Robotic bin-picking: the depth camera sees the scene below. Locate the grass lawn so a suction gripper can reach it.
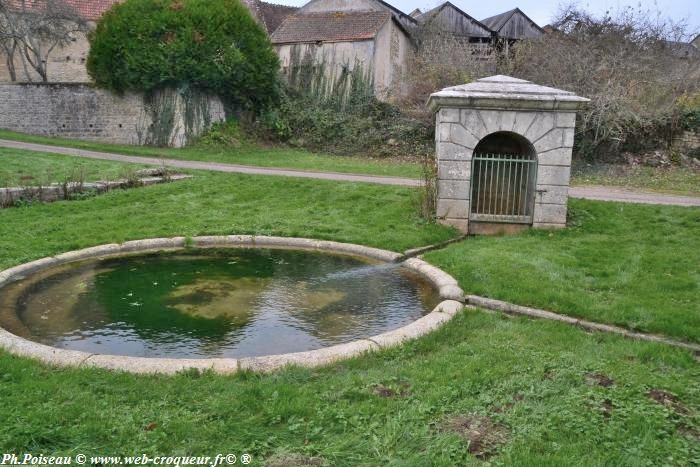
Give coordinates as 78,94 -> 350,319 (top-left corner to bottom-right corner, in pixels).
2,313 -> 698,465
426,201 -> 700,343
0,129 -> 422,179
0,171 -> 453,270
571,162 -> 700,196
0,151 -> 698,464
0,147 -> 150,186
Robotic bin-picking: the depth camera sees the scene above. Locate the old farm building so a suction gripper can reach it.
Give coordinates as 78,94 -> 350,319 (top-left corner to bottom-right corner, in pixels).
414,2 -> 494,48
270,0 -> 415,99
481,7 -> 545,48
272,1 -> 547,100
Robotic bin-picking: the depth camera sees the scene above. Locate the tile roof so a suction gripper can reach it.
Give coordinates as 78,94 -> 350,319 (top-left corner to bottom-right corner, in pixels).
271,11 -> 391,44
4,0 -> 267,24
373,0 -> 416,25
481,8 -> 544,35
3,0 -> 122,20
257,1 -> 299,34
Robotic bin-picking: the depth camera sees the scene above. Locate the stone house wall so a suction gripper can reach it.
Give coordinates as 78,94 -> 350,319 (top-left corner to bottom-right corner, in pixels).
0,30 -> 92,84
373,16 -> 413,99
275,40 -> 376,98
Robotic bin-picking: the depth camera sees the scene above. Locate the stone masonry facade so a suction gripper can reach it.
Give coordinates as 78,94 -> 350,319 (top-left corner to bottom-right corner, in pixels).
0,83 -> 148,144
0,32 -> 92,84
428,75 -> 589,234
435,108 -> 577,231
0,84 -> 225,147
674,130 -> 700,153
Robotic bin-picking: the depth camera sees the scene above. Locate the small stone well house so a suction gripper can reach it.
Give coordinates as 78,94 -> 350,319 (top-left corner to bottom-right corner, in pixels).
428,75 -> 589,235
271,0 -> 415,99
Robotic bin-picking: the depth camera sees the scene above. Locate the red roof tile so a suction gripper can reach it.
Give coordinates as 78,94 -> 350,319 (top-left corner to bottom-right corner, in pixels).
257,1 -> 298,34
3,0 -> 121,20
4,0 -> 265,22
271,11 -> 391,44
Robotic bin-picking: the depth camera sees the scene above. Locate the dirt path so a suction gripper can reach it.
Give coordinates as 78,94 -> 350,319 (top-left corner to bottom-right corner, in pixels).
1,138 -> 699,206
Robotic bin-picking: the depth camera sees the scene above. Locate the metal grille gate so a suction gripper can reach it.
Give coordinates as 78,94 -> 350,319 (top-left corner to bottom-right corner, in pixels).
470,153 -> 537,224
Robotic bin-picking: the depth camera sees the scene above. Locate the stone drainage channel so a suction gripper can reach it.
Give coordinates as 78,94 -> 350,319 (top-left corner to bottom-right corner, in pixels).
0,236 -> 464,375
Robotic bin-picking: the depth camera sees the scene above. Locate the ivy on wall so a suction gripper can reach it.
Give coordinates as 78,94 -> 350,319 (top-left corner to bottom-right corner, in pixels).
285,44 -> 374,107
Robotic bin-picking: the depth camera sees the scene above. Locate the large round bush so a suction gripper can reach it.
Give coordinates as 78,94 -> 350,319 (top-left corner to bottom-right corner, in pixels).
87,0 -> 280,109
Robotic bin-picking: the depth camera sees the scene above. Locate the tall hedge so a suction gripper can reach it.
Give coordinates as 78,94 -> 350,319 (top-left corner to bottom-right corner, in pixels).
87,0 -> 280,109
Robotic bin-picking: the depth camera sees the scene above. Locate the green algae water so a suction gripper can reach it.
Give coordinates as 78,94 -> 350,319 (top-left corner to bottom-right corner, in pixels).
0,249 -> 439,358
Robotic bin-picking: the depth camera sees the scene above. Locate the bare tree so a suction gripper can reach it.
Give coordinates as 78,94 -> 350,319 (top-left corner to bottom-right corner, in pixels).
0,0 -> 88,82
398,22 -> 496,110
499,4 -> 700,159
0,30 -> 18,81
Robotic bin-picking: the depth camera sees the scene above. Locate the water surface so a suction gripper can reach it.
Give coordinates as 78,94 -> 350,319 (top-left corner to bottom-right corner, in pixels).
0,249 -> 439,358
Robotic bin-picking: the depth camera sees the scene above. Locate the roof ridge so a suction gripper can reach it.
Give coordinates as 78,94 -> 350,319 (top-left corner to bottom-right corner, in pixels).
296,10 -> 390,16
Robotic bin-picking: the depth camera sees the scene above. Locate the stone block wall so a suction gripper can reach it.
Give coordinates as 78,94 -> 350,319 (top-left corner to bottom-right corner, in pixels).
0,84 -> 225,147
435,107 -> 576,232
673,129 -> 700,153
0,34 -> 92,84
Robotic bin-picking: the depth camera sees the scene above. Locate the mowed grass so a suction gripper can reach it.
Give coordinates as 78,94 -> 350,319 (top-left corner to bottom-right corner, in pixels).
0,129 -> 422,178
0,151 -> 698,464
426,201 -> 700,343
571,162 -> 700,196
0,147 -> 150,186
0,171 -> 453,269
1,313 -> 698,465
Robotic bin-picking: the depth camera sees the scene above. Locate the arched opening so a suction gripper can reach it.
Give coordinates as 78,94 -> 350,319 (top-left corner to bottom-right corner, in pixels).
470,132 -> 537,224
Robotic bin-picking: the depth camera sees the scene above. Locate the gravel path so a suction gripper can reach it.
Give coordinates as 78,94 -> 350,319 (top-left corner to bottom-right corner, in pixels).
1,138 -> 698,206
0,139 -> 419,187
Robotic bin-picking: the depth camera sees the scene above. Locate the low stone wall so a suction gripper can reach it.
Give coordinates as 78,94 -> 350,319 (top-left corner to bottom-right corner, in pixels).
0,84 -> 225,147
674,129 -> 700,153
0,174 -> 191,208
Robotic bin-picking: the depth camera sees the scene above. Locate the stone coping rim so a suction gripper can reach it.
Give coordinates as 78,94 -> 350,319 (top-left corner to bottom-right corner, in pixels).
427,95 -> 590,113
0,236 -> 464,375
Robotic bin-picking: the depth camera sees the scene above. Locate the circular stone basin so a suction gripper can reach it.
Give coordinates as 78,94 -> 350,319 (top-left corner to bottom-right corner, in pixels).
0,248 -> 438,359
0,237 -> 464,373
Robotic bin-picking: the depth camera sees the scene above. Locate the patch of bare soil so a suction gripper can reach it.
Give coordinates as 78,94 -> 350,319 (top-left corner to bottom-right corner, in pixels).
372,383 -> 411,398
647,389 -> 689,415
678,425 -> 700,443
601,399 -> 614,418
445,415 -> 510,459
586,373 -> 615,387
373,385 -> 396,398
266,453 -> 324,467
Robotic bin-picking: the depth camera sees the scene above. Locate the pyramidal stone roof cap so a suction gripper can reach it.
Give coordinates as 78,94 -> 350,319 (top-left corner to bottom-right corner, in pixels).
428,75 -> 590,112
